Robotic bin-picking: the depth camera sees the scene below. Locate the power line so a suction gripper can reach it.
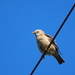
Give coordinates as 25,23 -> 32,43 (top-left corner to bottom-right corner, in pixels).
30,4 -> 75,75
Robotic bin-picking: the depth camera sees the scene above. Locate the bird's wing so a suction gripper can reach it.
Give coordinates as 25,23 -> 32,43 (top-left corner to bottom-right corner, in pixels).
45,34 -> 59,51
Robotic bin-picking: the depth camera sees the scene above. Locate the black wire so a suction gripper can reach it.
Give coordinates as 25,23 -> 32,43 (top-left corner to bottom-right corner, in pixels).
30,4 -> 75,75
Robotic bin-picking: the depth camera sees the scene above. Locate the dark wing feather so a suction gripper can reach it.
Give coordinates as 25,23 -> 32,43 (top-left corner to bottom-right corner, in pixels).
45,34 -> 59,51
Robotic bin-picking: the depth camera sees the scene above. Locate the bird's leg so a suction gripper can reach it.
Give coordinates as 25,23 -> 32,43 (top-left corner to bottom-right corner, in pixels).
42,56 -> 45,59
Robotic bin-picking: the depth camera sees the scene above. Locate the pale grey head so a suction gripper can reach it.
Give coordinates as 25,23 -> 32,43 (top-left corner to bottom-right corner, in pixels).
32,29 -> 45,36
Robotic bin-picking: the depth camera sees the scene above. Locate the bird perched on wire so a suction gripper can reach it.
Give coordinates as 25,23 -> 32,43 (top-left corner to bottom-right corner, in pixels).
32,29 -> 65,64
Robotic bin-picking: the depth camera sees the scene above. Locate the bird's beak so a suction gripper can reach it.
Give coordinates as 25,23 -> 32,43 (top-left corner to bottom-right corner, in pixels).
32,32 -> 35,34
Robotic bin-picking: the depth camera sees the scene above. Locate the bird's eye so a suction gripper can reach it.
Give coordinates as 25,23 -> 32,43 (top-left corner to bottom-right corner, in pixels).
37,31 -> 39,33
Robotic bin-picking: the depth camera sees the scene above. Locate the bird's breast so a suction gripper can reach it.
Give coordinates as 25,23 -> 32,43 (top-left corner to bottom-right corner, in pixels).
37,37 -> 50,49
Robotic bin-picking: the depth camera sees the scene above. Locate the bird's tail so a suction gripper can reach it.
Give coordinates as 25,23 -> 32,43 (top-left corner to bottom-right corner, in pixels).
53,53 -> 65,64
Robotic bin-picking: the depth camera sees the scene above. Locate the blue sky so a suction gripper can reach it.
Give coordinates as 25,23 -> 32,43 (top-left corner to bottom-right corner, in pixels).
0,0 -> 75,75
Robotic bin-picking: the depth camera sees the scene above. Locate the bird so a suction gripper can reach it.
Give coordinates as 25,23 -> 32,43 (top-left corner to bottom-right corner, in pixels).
32,29 -> 65,64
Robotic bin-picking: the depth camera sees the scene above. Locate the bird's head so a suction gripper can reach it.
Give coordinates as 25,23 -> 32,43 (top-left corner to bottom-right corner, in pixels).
32,29 -> 45,36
